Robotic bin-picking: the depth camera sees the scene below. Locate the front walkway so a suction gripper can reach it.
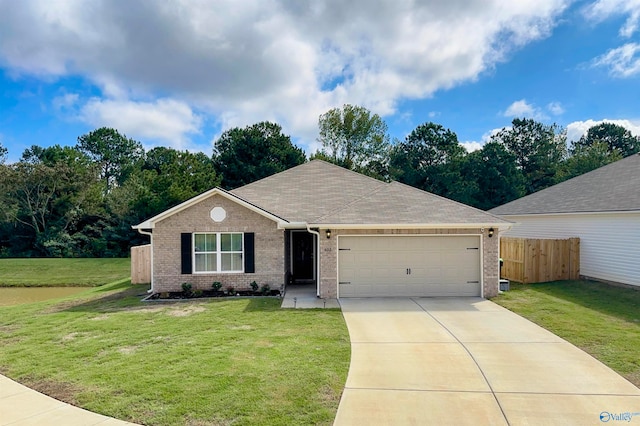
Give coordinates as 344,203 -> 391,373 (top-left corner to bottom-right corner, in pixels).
0,375 -> 139,425
280,283 -> 339,308
335,297 -> 640,425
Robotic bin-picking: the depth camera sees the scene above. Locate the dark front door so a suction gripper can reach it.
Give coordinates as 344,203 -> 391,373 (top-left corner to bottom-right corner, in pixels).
291,231 -> 315,282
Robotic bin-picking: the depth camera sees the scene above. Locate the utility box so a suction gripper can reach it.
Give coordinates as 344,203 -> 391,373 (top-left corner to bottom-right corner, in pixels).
499,279 -> 510,292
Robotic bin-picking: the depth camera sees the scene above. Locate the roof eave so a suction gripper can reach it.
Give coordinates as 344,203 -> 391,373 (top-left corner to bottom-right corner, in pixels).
496,209 -> 640,218
307,222 -> 513,231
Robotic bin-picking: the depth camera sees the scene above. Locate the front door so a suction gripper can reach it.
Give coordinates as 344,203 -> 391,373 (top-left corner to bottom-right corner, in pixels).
291,231 -> 315,282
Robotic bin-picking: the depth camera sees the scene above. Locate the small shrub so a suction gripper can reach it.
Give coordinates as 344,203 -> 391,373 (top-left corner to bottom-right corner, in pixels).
226,286 -> 235,295
193,289 -> 203,297
181,282 -> 193,294
260,284 -> 271,295
212,281 -> 223,291
250,281 -> 259,292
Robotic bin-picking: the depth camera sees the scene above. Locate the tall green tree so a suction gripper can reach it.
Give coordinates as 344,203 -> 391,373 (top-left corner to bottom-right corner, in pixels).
97,148 -> 222,255
389,122 -> 466,197
138,147 -> 221,213
0,141 -> 7,164
490,118 -> 566,194
213,121 -> 306,189
76,127 -> 144,192
557,141 -> 623,182
315,104 -> 390,177
461,142 -> 525,210
0,157 -> 99,256
572,122 -> 639,158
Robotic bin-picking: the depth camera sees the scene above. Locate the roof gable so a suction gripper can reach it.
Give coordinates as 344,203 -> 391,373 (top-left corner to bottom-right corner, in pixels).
132,187 -> 287,229
490,153 -> 640,216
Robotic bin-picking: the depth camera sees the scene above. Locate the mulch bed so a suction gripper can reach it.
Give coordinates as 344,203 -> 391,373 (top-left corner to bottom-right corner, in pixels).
145,289 -> 281,301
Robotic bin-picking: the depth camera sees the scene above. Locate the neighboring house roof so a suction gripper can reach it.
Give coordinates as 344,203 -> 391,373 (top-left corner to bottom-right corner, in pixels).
134,160 -> 510,230
490,153 -> 640,216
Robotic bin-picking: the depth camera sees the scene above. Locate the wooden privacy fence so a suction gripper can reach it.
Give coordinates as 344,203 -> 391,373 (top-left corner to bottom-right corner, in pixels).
131,244 -> 151,284
500,237 -> 580,284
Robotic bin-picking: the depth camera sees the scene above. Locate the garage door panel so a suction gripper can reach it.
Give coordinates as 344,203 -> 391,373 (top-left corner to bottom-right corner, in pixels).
354,252 -> 373,263
405,252 -> 423,265
338,236 -> 481,298
421,254 -> 442,268
375,252 -> 391,266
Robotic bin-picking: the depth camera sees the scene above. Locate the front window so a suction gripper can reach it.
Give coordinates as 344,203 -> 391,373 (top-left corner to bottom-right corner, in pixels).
194,233 -> 243,272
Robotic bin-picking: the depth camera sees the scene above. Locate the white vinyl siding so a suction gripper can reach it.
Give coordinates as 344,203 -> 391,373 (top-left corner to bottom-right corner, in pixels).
193,232 -> 243,273
338,235 -> 481,297
503,213 -> 640,287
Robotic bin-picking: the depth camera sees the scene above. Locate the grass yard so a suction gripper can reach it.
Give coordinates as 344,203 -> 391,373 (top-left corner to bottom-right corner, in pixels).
0,280 -> 351,425
493,280 -> 640,387
0,258 -> 130,286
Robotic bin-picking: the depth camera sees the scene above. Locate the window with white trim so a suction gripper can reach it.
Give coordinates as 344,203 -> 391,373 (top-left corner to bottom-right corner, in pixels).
193,233 -> 243,273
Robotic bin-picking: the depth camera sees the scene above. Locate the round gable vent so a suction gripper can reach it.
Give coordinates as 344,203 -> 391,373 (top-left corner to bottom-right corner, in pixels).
210,207 -> 227,222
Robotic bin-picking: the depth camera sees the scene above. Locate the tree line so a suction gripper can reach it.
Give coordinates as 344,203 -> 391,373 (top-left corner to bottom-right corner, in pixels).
0,105 -> 637,258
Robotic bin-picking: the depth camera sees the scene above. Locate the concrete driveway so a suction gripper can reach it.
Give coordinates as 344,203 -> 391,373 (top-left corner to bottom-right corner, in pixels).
334,298 -> 640,426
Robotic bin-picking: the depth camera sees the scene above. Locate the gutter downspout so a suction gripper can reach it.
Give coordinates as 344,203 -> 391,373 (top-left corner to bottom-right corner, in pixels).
306,225 -> 321,297
136,229 -> 154,293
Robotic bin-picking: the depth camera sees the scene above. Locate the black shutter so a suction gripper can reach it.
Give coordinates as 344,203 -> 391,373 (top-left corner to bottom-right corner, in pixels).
181,233 -> 192,274
244,232 -> 255,273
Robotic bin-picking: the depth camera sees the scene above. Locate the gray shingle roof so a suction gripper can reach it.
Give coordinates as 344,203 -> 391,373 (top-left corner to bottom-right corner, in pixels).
316,181 -> 504,225
232,160 -> 509,226
231,160 -> 386,223
490,153 -> 640,215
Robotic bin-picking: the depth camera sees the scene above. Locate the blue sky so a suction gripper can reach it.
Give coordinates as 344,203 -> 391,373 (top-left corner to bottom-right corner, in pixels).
1,0 -> 639,163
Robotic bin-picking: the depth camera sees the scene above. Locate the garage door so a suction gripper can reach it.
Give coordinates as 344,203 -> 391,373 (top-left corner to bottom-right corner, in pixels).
338,236 -> 481,297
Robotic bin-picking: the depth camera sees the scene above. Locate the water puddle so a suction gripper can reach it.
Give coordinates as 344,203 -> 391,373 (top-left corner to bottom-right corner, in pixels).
0,287 -> 90,307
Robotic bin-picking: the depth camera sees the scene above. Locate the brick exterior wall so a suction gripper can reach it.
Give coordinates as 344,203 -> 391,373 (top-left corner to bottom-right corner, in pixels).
318,228 -> 500,299
152,194 -> 285,293
482,228 -> 500,298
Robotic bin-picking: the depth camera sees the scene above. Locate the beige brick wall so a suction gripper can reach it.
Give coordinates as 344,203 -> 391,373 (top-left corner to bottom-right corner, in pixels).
152,194 -> 285,293
482,228 -> 500,298
318,228 -> 500,298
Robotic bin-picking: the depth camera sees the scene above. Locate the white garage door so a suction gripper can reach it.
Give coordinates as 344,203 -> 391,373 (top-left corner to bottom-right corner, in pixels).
338,235 -> 481,297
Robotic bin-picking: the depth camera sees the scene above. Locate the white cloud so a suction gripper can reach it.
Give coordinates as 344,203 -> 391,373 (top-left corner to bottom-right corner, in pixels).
461,141 -> 483,153
621,12 -> 640,37
460,127 -> 505,152
585,0 -> 640,38
585,1 -> 640,79
547,101 -> 565,115
503,99 -> 565,119
592,43 -> 640,78
79,98 -> 203,150
52,93 -> 79,111
566,118 -> 640,143
0,0 -> 570,150
503,99 -> 538,118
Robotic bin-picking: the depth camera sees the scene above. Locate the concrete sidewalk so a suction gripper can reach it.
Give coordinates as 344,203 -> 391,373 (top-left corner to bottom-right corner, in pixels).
0,375 -> 138,426
280,283 -> 339,309
335,297 -> 640,425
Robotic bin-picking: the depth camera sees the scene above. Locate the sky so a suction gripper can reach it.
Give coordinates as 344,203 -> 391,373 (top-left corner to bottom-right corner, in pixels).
0,0 -> 639,163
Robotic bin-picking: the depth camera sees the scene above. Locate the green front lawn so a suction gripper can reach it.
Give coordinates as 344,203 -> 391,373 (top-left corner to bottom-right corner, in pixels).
0,258 -> 130,286
493,280 -> 640,387
0,281 -> 351,425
